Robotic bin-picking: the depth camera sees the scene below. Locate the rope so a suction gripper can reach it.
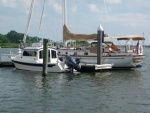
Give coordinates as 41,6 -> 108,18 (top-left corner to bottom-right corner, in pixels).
37,0 -> 46,41
23,0 -> 35,43
103,0 -> 113,41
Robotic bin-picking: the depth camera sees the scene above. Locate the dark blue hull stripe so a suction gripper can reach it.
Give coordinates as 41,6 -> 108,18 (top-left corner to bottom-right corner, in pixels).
12,60 -> 56,67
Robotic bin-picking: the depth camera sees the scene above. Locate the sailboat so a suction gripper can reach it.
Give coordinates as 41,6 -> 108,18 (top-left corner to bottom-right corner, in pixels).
58,23 -> 145,68
57,0 -> 144,68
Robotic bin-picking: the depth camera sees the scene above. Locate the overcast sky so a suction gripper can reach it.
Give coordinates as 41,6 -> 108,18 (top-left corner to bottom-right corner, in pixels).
0,0 -> 149,44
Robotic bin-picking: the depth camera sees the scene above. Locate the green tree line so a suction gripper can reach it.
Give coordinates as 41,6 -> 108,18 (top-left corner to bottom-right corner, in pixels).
0,30 -> 90,48
0,30 -> 41,48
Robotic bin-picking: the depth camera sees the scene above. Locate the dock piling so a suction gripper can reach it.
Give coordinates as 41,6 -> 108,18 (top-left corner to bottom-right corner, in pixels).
97,25 -> 104,65
42,39 -> 48,76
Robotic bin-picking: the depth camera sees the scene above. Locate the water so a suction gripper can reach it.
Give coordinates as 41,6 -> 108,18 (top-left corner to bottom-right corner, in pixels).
0,48 -> 150,113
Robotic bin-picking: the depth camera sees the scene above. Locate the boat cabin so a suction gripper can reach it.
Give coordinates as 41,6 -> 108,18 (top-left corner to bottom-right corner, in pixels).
21,46 -> 58,63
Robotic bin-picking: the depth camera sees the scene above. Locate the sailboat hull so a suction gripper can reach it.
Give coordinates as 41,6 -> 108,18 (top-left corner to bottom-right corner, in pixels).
79,56 -> 134,68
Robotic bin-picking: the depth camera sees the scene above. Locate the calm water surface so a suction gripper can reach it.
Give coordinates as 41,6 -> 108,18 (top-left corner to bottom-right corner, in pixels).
0,48 -> 150,113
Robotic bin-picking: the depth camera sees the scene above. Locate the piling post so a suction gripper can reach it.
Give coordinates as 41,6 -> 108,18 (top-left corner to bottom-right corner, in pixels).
43,39 -> 48,76
97,25 -> 104,64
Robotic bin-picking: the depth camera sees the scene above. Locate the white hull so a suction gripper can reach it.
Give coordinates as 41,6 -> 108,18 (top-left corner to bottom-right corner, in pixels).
58,49 -> 144,68
80,56 -> 134,68
12,60 -> 66,72
59,55 -> 135,68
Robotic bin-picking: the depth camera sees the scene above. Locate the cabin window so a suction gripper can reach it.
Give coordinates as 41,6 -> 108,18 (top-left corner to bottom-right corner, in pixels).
39,50 -> 43,59
51,50 -> 57,58
39,50 -> 50,59
23,51 -> 36,57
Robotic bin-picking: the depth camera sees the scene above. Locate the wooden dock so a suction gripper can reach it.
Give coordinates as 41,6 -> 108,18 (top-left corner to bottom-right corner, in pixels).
0,61 -> 14,67
0,53 -> 15,67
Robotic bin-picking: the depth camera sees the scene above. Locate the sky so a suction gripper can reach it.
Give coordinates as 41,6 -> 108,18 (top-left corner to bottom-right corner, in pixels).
0,0 -> 150,44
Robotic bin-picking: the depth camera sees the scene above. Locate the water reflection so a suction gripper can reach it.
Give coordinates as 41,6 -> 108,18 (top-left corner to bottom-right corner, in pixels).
41,77 -> 49,88
65,72 -> 81,81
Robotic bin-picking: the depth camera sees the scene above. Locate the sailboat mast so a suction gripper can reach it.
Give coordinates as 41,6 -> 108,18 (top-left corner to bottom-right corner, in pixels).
23,0 -> 35,44
63,0 -> 67,47
64,0 -> 67,25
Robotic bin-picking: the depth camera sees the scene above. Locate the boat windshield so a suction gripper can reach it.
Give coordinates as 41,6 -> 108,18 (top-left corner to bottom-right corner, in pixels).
51,50 -> 57,58
39,50 -> 57,59
23,51 -> 36,57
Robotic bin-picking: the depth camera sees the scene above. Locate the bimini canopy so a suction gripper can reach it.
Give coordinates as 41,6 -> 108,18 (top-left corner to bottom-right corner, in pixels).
116,35 -> 145,41
104,35 -> 145,41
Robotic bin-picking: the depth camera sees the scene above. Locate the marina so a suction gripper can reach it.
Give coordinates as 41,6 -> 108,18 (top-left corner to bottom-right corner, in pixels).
0,0 -> 150,112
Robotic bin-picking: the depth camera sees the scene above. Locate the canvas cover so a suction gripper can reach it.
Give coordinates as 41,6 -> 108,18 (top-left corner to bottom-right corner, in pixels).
63,24 -> 97,41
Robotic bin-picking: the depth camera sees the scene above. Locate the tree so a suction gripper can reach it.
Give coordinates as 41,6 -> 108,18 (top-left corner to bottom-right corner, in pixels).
6,30 -> 23,43
0,34 -> 9,43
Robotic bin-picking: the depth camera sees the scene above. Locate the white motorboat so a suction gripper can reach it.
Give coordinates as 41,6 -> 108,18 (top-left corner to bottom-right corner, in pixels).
11,43 -> 69,72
